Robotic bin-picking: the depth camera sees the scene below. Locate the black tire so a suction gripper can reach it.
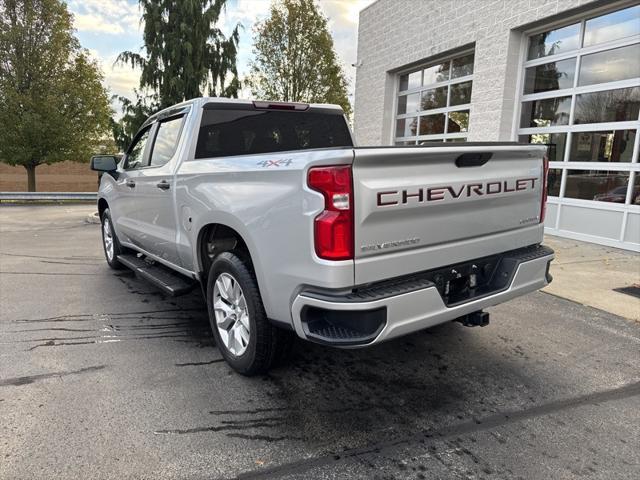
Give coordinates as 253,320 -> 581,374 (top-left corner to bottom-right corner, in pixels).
206,251 -> 294,375
100,208 -> 125,270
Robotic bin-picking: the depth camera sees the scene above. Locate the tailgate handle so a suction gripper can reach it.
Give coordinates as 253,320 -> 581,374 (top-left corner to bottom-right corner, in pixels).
455,152 -> 492,168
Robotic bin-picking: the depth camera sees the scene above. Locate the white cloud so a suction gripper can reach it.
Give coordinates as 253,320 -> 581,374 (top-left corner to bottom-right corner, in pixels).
85,49 -> 141,109
220,0 -> 272,32
321,0 -> 375,96
74,13 -> 124,34
68,0 -> 141,35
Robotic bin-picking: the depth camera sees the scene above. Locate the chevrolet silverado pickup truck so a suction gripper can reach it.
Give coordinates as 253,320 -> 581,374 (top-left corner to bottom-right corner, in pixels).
91,97 -> 554,375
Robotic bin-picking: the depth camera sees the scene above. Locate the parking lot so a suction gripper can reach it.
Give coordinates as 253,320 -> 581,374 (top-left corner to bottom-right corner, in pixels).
1,204 -> 639,480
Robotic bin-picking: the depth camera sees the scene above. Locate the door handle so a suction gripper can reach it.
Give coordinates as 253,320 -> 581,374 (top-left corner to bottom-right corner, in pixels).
126,180 -> 136,188
156,180 -> 171,190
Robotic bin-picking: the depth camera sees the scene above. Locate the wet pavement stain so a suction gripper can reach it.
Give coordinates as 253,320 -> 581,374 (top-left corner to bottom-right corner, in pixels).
4,308 -> 212,352
231,380 -> 640,479
153,419 -> 285,436
175,359 -> 225,367
0,365 -> 107,387
11,308 -> 207,324
226,433 -> 304,442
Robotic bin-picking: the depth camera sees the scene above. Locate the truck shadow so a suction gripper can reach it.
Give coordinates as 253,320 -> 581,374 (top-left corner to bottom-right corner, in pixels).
118,274 -> 552,450
256,322 -> 531,445
162,286 -> 548,449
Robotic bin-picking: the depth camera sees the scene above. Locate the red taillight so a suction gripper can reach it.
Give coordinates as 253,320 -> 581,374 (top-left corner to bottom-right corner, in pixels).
540,153 -> 549,223
307,166 -> 354,260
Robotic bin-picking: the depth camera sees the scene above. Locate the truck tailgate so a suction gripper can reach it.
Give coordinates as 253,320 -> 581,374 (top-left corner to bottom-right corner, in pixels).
352,144 -> 547,284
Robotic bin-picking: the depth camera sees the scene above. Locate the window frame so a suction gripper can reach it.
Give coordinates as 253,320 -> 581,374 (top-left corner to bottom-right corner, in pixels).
147,114 -> 187,169
393,49 -> 475,144
512,1 -> 640,232
123,125 -> 155,171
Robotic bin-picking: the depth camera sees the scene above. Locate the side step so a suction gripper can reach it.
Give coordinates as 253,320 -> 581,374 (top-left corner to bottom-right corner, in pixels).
117,253 -> 197,297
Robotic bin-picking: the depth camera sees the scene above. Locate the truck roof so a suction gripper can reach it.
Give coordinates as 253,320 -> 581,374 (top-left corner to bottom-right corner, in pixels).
141,97 -> 345,129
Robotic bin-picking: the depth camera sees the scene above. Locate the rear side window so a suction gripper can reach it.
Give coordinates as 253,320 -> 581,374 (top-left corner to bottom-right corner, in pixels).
149,116 -> 185,167
195,109 -> 352,159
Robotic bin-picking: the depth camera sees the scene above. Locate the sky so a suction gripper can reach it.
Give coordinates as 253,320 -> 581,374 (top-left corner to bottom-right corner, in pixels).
66,0 -> 375,110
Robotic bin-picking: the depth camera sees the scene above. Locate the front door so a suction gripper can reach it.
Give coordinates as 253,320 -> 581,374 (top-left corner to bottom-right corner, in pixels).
132,115 -> 186,267
110,126 -> 153,246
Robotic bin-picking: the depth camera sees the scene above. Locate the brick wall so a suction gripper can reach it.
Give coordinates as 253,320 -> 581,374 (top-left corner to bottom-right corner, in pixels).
353,0 -> 603,145
0,161 -> 99,192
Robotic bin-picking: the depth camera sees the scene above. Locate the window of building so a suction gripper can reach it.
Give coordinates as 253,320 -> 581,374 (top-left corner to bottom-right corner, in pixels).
395,51 -> 474,144
517,4 -> 640,211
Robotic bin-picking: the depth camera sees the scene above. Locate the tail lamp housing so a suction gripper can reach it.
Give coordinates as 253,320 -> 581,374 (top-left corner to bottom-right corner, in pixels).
540,153 -> 549,224
307,165 -> 354,260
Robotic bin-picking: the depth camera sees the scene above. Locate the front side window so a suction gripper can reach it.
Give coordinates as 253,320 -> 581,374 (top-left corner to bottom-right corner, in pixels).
518,4 -> 640,208
149,116 -> 185,167
395,51 -> 474,144
124,127 -> 151,170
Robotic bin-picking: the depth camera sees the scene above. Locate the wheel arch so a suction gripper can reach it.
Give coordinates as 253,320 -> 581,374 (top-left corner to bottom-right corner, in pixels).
97,197 -> 109,219
191,212 -> 276,322
196,223 -> 256,278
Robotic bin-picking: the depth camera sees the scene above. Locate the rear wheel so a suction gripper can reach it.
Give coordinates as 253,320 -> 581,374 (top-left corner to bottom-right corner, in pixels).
101,209 -> 125,270
206,252 -> 293,375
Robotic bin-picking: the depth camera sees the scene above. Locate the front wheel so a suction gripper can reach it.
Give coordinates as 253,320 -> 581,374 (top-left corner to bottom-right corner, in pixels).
101,209 -> 125,270
206,252 -> 293,375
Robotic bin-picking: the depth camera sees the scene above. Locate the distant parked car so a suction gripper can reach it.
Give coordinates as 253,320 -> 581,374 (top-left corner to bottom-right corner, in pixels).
593,186 -> 636,203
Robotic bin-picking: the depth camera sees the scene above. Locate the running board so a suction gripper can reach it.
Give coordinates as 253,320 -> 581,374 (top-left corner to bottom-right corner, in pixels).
117,253 -> 197,296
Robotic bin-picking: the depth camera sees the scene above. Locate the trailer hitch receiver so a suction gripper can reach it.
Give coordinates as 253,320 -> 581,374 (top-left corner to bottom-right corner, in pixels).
456,310 -> 490,327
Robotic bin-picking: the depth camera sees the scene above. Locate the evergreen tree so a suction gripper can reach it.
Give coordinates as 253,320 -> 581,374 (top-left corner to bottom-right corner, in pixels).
118,0 -> 240,109
110,91 -> 158,152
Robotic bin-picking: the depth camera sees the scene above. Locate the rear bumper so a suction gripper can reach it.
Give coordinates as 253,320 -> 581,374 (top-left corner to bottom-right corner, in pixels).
291,245 -> 554,347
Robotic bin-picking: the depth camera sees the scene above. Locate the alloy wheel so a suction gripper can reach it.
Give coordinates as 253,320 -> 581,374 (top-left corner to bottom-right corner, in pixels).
213,272 -> 250,356
103,217 -> 114,261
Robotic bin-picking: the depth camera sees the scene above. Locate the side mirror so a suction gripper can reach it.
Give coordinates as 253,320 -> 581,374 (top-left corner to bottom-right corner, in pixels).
90,155 -> 118,172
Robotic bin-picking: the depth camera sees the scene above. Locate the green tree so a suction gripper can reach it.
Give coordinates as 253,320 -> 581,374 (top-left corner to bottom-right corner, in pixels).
110,91 -> 158,152
247,0 -> 351,116
0,0 -> 113,191
117,0 -> 240,109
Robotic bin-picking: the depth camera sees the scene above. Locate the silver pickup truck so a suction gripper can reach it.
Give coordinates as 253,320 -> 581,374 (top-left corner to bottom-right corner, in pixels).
91,97 -> 554,375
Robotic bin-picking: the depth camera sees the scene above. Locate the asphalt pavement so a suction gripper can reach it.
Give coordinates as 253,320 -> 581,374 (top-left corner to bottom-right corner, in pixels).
1,204 -> 639,480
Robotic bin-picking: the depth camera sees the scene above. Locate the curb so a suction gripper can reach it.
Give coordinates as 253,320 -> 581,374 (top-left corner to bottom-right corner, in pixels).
85,212 -> 100,224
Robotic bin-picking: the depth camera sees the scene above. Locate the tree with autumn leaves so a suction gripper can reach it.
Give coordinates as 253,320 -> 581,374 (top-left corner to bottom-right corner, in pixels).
247,0 -> 351,116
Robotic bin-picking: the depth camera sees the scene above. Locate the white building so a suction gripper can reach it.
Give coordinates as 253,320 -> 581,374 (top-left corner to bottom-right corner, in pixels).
354,0 -> 640,251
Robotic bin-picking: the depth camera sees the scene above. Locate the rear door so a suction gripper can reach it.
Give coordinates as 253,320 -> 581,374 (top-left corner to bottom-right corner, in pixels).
352,144 -> 546,284
132,114 -> 187,266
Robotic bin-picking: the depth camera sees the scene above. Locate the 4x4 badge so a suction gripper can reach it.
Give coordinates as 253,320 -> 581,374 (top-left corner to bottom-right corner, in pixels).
257,158 -> 293,167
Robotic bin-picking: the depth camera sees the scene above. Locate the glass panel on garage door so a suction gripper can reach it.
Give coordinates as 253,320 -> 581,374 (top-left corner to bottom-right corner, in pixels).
518,4 -> 640,250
